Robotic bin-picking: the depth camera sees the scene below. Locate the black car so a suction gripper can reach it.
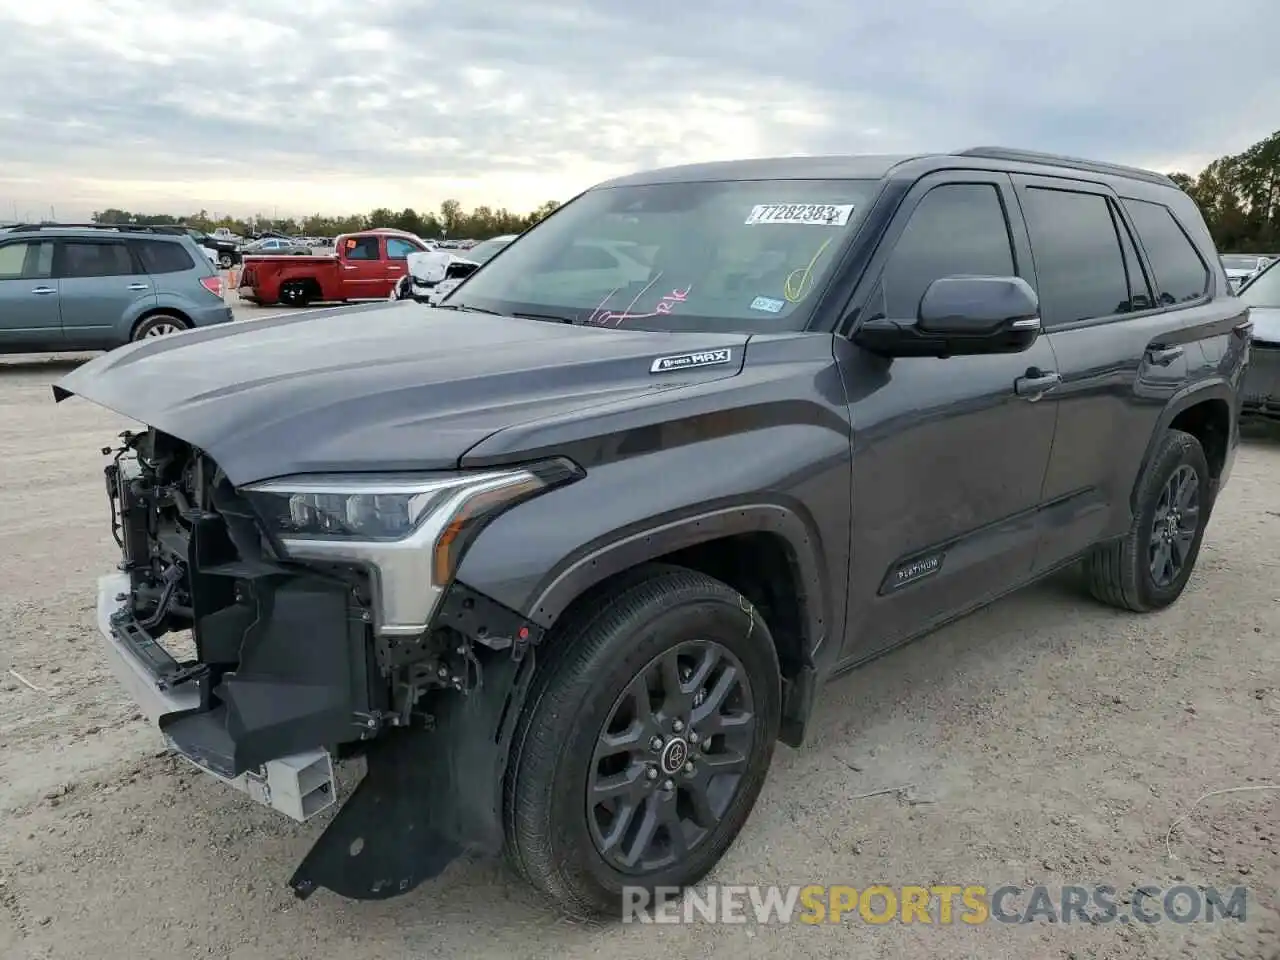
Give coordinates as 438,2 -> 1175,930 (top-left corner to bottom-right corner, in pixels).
141,225 -> 241,268
54,146 -> 1248,919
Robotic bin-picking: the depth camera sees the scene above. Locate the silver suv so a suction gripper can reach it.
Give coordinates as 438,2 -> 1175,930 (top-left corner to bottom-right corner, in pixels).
0,223 -> 234,353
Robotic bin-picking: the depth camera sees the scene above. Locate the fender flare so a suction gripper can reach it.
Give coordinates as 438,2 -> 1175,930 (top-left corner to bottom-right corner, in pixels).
1131,376 -> 1236,509
526,501 -> 833,666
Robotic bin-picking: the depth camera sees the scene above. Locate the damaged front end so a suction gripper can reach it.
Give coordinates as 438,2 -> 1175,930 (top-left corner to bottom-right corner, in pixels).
97,428 -> 578,900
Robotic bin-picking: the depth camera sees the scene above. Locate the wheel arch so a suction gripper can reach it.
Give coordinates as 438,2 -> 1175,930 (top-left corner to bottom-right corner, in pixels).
1133,379 -> 1235,510
521,504 -> 832,747
129,306 -> 191,339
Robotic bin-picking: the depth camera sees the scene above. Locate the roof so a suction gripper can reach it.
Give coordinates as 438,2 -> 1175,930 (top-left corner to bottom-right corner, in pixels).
591,147 -> 1176,191
595,154 -> 920,189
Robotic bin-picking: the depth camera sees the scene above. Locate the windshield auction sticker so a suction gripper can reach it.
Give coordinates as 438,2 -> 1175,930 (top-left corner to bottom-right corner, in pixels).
745,203 -> 854,226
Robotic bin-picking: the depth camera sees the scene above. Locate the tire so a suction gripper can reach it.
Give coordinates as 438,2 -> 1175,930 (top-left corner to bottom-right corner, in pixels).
279,280 -> 314,307
217,253 -> 233,269
503,563 -> 781,919
132,313 -> 190,341
1083,428 -> 1212,612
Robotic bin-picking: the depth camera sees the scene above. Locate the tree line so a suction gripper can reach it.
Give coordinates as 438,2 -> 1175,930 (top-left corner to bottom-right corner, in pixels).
81,127 -> 1280,253
1169,128 -> 1280,253
89,198 -> 564,240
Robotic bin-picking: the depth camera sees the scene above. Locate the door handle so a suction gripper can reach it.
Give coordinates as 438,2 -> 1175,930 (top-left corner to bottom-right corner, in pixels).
31,286 -> 56,295
1145,345 -> 1183,366
128,283 -> 150,291
1014,368 -> 1061,399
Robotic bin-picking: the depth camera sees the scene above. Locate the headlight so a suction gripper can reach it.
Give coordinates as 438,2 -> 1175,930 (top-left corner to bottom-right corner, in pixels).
241,461 -> 579,637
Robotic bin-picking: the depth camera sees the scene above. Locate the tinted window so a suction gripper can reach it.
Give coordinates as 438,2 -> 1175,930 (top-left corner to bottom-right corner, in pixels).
1121,199 -> 1210,305
136,240 -> 194,274
386,238 -> 419,259
879,183 -> 1016,319
60,241 -> 135,278
1112,207 -> 1155,312
0,240 -> 53,280
1022,188 -> 1130,325
345,236 -> 379,260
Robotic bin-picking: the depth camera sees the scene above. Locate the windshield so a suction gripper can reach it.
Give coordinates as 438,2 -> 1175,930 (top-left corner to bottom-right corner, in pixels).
1240,260 -> 1280,306
467,237 -> 513,264
1221,255 -> 1260,271
447,178 -> 881,332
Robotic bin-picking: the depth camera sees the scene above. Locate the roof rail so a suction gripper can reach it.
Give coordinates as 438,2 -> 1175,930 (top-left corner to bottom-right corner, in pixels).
5,222 -> 177,233
956,146 -> 1176,187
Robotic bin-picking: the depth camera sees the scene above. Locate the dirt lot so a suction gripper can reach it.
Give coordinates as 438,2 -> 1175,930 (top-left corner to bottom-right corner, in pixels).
0,335 -> 1276,960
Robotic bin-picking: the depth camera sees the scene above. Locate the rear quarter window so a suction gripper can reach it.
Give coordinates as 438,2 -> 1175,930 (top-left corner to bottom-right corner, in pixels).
136,239 -> 195,274
1119,199 -> 1210,305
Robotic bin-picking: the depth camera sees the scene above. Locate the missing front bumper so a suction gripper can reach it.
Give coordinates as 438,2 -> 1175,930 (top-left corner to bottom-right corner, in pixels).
94,566 -> 377,781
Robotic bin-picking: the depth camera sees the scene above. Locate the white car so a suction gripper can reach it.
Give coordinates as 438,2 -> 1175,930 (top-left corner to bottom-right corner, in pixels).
1221,254 -> 1270,291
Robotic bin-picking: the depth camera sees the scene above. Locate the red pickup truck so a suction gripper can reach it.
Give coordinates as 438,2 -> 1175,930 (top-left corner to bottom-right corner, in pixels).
237,229 -> 429,307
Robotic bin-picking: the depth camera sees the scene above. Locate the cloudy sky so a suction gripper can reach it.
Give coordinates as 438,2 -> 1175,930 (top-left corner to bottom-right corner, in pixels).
1,0 -> 1277,222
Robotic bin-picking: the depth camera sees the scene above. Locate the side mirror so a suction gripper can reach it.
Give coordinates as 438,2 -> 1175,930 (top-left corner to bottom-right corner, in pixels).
853,276 -> 1041,358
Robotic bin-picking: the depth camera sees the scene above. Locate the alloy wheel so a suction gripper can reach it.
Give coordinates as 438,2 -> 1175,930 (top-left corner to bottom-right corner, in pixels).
586,639 -> 756,874
1149,463 -> 1200,587
142,320 -> 182,338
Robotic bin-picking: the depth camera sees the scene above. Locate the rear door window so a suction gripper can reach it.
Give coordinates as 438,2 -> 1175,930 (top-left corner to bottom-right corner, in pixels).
58,241 -> 136,278
1120,199 -> 1210,305
136,240 -> 195,274
1020,187 -> 1132,326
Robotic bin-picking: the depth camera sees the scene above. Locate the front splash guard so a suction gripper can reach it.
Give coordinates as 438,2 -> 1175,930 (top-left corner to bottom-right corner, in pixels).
289,646 -> 535,900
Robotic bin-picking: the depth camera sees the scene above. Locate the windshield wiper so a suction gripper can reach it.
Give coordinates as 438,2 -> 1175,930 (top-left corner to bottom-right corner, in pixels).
512,311 -> 574,324
432,302 -> 505,316
432,302 -> 575,324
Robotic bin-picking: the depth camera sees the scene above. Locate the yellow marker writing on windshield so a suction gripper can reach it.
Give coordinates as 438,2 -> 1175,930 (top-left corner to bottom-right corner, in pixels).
783,237 -> 833,303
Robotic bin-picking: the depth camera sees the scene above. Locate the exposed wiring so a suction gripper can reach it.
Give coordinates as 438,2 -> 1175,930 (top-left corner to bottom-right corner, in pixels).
783,237 -> 834,303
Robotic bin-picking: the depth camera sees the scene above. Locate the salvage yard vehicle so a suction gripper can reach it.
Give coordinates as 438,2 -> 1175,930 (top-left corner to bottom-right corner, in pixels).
0,223 -> 231,353
1237,258 -> 1280,420
240,236 -> 313,257
54,147 -> 1248,918
391,247 -> 482,303
1220,253 -> 1270,291
237,228 -> 428,306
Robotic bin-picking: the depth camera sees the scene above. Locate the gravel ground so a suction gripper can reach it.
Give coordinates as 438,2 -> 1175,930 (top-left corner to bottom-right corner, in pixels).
0,333 -> 1276,960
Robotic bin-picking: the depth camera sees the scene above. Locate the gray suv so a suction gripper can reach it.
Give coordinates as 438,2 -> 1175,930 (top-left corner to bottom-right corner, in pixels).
56,147 -> 1248,918
0,223 -> 234,353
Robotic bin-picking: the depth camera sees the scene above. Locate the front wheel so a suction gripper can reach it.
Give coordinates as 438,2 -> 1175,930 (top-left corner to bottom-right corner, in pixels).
217,253 -> 234,269
504,564 -> 781,919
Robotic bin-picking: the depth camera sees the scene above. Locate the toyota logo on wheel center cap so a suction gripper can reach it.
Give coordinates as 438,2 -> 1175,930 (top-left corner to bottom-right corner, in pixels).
660,737 -> 689,775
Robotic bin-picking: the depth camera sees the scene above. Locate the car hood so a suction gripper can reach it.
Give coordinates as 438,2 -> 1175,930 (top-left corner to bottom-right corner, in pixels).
52,302 -> 749,486
1251,305 -> 1280,345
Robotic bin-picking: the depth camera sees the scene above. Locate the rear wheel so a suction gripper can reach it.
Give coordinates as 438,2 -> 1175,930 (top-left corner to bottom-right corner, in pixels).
279,280 -> 314,307
217,253 -> 234,269
1083,428 -> 1212,612
132,313 -> 190,341
504,564 -> 781,918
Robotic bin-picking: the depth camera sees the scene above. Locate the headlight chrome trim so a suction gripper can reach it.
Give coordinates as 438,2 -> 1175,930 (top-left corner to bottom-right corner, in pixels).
241,460 -> 580,637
